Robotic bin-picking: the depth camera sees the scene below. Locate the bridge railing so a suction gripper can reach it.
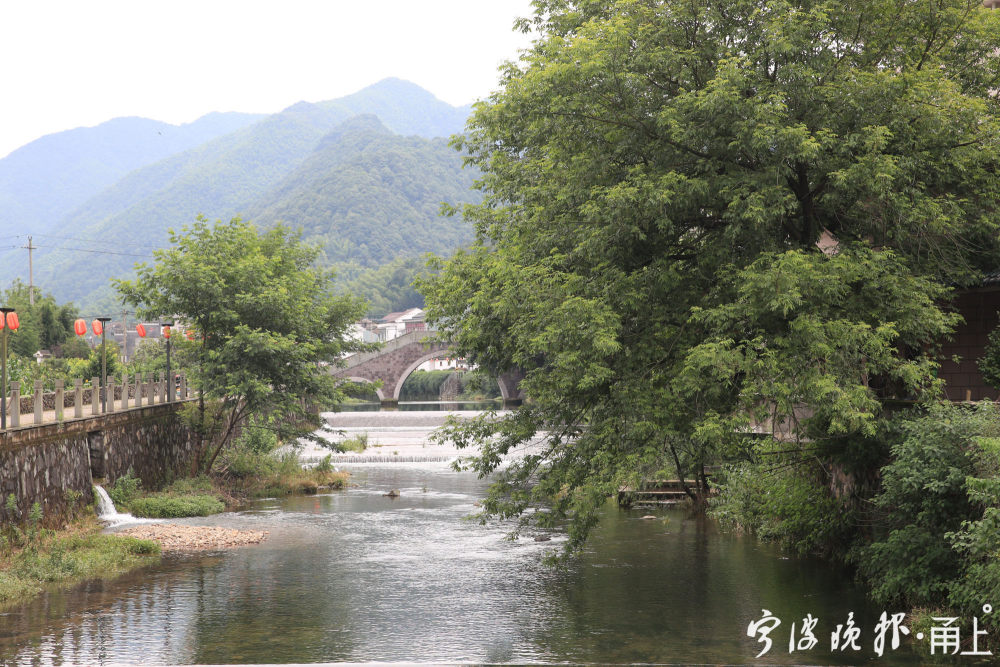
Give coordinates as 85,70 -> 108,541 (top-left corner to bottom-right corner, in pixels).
338,328 -> 442,370
3,372 -> 191,429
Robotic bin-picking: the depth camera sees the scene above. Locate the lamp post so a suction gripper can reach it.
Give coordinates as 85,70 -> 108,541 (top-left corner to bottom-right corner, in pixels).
0,307 -> 14,430
161,323 -> 173,403
94,317 -> 111,413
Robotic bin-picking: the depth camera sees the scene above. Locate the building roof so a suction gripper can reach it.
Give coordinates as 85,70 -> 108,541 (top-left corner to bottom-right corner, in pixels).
379,308 -> 424,323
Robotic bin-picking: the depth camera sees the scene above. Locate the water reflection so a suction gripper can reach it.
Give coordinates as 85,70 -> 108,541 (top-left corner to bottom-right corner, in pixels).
1,464 -> 922,665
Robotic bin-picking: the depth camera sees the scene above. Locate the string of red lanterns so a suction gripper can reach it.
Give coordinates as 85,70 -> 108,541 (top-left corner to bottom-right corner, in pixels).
1,314 -> 198,429
0,308 -> 18,430
0,312 -> 20,331
75,319 -> 190,344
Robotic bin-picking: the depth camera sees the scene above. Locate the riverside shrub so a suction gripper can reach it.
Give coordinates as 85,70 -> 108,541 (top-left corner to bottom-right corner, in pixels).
128,495 -> 225,518
108,469 -> 141,507
853,403 -> 1000,611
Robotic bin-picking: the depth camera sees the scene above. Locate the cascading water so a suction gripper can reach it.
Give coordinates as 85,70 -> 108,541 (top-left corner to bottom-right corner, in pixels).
93,485 -> 151,526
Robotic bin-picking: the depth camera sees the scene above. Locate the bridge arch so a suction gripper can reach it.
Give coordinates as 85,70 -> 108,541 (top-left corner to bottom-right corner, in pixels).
392,349 -> 514,402
343,376 -> 384,402
330,329 -> 524,406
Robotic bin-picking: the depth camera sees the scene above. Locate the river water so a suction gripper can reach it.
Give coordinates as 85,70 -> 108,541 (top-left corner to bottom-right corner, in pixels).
0,408 -> 925,665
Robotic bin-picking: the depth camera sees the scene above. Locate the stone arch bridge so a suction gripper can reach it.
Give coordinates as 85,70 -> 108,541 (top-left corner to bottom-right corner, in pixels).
330,329 -> 525,407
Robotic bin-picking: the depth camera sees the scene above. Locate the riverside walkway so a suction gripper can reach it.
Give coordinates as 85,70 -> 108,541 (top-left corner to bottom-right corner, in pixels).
2,373 -> 190,430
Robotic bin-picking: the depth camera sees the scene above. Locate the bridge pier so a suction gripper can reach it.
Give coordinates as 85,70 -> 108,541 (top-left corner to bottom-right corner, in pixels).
502,398 -> 523,409
380,399 -> 399,410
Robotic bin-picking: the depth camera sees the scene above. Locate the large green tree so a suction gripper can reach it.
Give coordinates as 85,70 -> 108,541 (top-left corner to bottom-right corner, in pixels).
116,217 -> 366,473
422,0 -> 1000,551
1,280 -> 79,358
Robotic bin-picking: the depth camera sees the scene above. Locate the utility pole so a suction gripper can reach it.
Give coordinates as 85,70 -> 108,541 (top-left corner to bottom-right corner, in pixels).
121,309 -> 128,363
25,236 -> 35,305
97,317 -> 111,413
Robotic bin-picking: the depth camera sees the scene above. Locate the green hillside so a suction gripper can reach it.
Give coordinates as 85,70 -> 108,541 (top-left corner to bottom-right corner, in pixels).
247,115 -> 478,267
2,79 -> 475,310
335,256 -> 429,317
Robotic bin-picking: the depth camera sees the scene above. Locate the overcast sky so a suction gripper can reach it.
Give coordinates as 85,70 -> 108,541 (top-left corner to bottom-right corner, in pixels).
0,0 -> 536,158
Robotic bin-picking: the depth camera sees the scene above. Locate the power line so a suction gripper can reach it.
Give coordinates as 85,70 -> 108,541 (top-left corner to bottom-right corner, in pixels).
33,244 -> 151,258
30,232 -> 162,249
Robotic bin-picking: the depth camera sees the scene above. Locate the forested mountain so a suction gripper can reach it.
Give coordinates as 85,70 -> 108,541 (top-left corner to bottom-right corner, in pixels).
0,112 -> 263,236
247,115 -> 477,267
0,79 -> 475,311
336,256 -> 428,317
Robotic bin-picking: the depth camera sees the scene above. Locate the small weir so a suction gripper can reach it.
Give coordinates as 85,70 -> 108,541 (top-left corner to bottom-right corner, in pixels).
92,485 -> 154,527
324,454 -> 457,463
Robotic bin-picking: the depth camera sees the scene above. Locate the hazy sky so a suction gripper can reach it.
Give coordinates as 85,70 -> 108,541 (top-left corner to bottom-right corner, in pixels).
0,0 -> 537,158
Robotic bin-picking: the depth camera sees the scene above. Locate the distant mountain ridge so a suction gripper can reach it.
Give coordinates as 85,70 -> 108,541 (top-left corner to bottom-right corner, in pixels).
0,78 -> 476,311
0,112 -> 264,236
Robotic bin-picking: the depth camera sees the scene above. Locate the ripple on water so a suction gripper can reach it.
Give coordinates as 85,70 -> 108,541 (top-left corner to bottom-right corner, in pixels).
1,431 -> 917,666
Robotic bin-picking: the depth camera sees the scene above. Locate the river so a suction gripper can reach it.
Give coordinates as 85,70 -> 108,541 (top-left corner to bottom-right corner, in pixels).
0,407 -> 924,665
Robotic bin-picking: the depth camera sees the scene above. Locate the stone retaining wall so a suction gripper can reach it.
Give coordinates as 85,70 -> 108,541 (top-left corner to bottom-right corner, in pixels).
0,401 -> 197,527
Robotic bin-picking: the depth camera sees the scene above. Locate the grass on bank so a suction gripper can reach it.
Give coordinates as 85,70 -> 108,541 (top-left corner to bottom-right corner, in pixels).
211,420 -> 349,498
107,425 -> 349,515
0,514 -> 159,608
337,432 -> 368,453
109,472 -> 226,518
216,447 -> 349,498
128,495 -> 225,518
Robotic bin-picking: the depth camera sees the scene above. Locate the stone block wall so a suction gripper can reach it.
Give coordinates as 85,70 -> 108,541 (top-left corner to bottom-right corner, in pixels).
0,431 -> 91,528
100,407 -> 198,487
0,401 -> 197,527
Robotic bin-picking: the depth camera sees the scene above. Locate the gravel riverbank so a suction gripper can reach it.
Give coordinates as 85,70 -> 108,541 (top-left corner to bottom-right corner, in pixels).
118,524 -> 268,552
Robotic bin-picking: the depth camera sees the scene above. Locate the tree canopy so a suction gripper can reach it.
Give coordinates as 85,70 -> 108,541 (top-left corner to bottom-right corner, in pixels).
1,280 -> 79,358
116,216 -> 366,472
421,0 -> 1000,551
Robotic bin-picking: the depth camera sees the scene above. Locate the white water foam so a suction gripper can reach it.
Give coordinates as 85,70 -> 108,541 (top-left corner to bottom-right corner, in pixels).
93,485 -> 159,527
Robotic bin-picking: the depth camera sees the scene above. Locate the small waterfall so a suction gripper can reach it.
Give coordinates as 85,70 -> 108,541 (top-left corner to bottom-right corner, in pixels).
93,485 -> 150,526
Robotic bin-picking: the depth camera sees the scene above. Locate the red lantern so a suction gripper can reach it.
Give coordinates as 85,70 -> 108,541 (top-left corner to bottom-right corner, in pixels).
6,312 -> 18,331
91,320 -> 103,336
162,326 -> 171,339
136,323 -> 147,338
74,318 -> 86,336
